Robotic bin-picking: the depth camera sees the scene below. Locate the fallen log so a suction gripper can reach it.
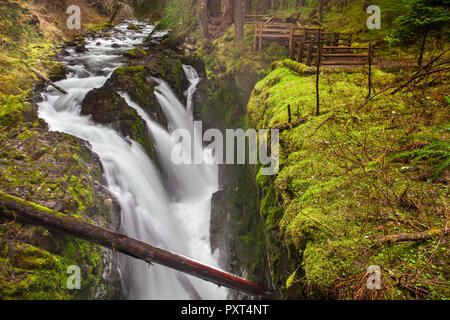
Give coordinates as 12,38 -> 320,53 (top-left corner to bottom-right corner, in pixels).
32,68 -> 68,95
0,191 -> 274,298
377,228 -> 449,244
264,117 -> 306,133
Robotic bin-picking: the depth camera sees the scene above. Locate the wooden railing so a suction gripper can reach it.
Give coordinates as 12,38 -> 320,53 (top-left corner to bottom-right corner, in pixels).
253,21 -> 373,66
296,45 -> 372,66
253,22 -> 295,52
244,14 -> 273,24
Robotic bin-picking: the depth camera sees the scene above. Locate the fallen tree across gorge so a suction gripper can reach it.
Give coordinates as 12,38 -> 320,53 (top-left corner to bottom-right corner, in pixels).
0,191 -> 275,298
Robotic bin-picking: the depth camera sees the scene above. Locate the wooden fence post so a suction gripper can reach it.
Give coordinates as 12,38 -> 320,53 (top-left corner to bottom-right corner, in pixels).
306,44 -> 313,66
332,32 -> 337,46
287,104 -> 291,123
367,42 -> 372,98
297,42 -> 304,62
253,23 -> 257,51
258,23 -> 263,50
289,24 -> 295,58
315,28 -> 321,116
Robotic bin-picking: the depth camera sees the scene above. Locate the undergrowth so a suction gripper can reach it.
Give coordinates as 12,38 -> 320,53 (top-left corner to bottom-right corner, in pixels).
248,59 -> 449,299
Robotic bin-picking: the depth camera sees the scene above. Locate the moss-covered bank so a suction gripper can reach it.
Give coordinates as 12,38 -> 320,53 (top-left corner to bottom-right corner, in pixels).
247,59 -> 449,299
0,102 -> 122,299
0,1 -> 122,300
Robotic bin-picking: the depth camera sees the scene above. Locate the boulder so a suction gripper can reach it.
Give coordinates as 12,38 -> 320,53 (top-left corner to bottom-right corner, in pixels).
46,62 -> 67,82
143,53 -> 183,94
127,24 -> 140,31
123,47 -> 147,59
104,66 -> 167,127
80,86 -> 156,161
75,43 -> 88,53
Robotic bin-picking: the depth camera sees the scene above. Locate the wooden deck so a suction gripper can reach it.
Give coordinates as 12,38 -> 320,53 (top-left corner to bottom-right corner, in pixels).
253,20 -> 373,67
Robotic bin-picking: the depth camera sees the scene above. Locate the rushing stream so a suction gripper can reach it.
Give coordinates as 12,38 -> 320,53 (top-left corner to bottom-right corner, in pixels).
37,21 -> 227,299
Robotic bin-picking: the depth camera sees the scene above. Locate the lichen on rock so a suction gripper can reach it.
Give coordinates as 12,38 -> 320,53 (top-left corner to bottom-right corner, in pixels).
80,86 -> 157,163
0,99 -> 122,299
105,66 -> 167,127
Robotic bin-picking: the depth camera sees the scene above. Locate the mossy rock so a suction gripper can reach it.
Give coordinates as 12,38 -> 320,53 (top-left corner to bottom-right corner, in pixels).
143,53 -> 183,94
105,66 -> 166,127
123,47 -> 148,59
80,86 -> 157,162
281,59 -> 315,75
45,62 -> 67,82
127,24 -> 140,31
0,94 -> 36,128
74,43 -> 88,53
0,122 -> 122,299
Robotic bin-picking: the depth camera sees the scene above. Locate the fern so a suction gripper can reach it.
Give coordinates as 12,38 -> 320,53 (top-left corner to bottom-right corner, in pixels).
392,138 -> 450,181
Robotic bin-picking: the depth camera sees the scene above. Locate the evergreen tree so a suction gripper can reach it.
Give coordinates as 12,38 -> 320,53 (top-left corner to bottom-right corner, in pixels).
390,0 -> 450,66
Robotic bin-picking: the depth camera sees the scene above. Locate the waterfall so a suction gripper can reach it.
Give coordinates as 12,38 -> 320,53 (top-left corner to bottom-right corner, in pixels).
37,21 -> 227,300
182,64 -> 201,117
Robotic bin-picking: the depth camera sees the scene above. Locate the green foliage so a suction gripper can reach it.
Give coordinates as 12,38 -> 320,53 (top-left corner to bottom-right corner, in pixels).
0,93 -> 32,128
392,136 -> 450,181
388,0 -> 450,45
131,0 -> 165,19
248,61 -> 449,299
158,0 -> 198,36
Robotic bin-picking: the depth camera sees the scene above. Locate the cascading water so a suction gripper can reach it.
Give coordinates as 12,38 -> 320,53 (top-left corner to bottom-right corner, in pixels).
37,21 -> 227,300
182,64 -> 201,118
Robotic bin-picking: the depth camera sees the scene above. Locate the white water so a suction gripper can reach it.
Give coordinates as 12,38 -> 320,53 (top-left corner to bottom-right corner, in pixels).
37,21 -> 227,300
182,64 -> 201,117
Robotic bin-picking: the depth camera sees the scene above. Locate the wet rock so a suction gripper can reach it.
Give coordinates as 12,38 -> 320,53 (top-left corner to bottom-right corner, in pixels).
80,86 -> 157,161
210,189 -> 232,264
111,43 -> 121,48
104,66 -> 167,127
59,49 -> 70,56
127,24 -> 140,31
123,47 -> 147,59
75,43 -> 88,53
46,62 -> 67,82
0,107 -> 122,298
142,52 -> 183,94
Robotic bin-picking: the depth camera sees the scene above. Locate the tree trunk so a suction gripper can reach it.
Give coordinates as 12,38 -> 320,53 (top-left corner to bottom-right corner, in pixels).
235,0 -> 244,46
418,29 -> 429,67
32,68 -> 68,95
221,0 -> 235,25
0,191 -> 274,297
257,0 -> 266,14
244,0 -> 252,14
197,0 -> 209,38
319,0 -> 324,25
207,0 -> 222,17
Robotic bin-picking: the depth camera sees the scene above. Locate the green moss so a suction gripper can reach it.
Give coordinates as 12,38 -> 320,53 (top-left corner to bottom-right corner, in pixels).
248,61 -> 449,299
281,59 -> 315,75
124,47 -> 148,59
127,24 -> 139,31
0,94 -> 33,128
44,61 -> 67,82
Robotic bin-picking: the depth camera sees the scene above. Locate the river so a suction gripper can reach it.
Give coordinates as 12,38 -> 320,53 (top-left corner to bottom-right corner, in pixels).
37,20 -> 227,300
